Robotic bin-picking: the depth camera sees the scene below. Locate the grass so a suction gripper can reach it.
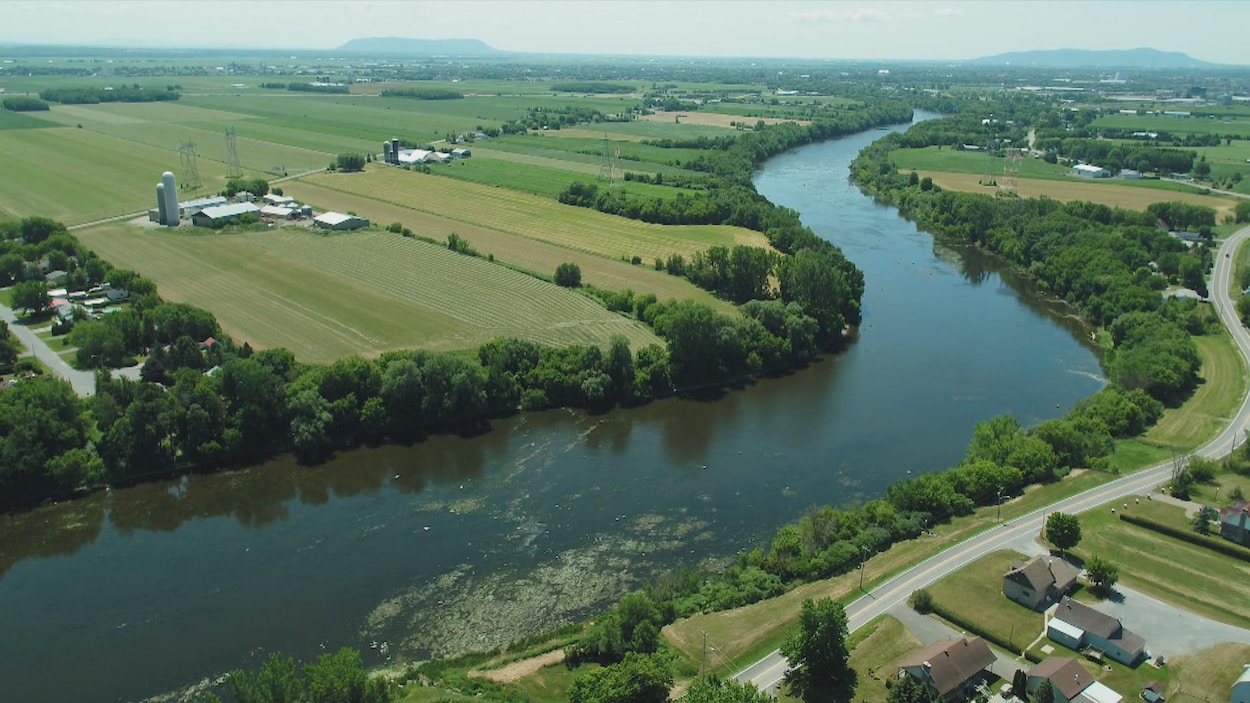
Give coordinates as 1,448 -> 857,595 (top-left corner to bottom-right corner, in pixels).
287,167 -> 769,263
276,180 -> 736,313
926,550 -> 1046,653
0,109 -> 59,130
1140,331 -> 1248,449
1093,114 -> 1250,139
434,157 -> 699,201
75,222 -> 661,363
847,616 -> 923,703
1169,643 -> 1250,702
1188,472 -> 1250,505
1073,500 -> 1250,629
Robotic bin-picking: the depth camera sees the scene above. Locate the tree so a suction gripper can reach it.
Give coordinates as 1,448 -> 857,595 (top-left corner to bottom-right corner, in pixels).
0,321 -> 19,369
555,262 -> 582,287
1011,669 -> 1029,697
888,673 -> 940,703
69,320 -> 125,368
568,653 -> 672,703
1036,678 -> 1055,703
1235,200 -> 1250,224
11,279 -> 48,315
1045,512 -> 1081,553
909,588 -> 933,614
780,597 -> 854,703
685,675 -> 775,703
1084,555 -> 1120,596
1192,505 -> 1218,535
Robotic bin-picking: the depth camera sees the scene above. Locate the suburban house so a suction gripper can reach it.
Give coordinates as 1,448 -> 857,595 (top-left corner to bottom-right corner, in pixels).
1233,664 -> 1250,703
896,637 -> 996,701
1141,681 -> 1164,703
1047,597 -> 1146,666
1219,500 -> 1250,547
313,212 -> 369,231
191,202 -> 261,228
1072,163 -> 1111,178
1003,555 -> 1080,610
1027,657 -> 1124,703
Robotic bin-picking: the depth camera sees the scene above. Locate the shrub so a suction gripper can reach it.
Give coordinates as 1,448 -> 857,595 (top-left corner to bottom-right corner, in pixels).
910,588 -> 933,613
555,262 -> 582,288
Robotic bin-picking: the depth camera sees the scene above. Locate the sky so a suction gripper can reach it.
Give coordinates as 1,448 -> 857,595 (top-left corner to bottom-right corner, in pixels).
3,0 -> 1249,65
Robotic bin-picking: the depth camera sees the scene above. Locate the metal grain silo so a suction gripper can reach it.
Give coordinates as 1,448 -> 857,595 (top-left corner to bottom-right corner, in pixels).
161,171 -> 179,226
391,138 -> 400,163
382,141 -> 391,163
156,183 -> 168,225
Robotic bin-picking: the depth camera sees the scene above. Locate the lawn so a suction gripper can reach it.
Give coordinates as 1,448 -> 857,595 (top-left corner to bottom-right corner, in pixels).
1189,472 -> 1250,505
926,550 -> 1046,653
1170,643 -> 1250,701
847,616 -> 922,703
286,167 -> 769,263
75,222 -> 661,363
1074,500 -> 1250,629
0,108 -> 59,130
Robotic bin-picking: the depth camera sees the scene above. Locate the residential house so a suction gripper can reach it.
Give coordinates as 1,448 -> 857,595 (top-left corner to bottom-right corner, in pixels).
1026,658 -> 1093,703
44,269 -> 68,285
1048,597 -> 1146,666
1233,664 -> 1250,703
1141,681 -> 1164,703
896,637 -> 996,701
1220,500 -> 1250,547
1003,555 -> 1080,610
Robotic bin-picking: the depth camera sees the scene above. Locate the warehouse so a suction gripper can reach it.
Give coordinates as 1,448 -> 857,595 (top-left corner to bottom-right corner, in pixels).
313,211 -> 369,231
191,202 -> 262,228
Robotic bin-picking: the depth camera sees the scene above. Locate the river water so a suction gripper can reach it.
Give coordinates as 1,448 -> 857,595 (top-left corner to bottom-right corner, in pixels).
0,113 -> 1106,702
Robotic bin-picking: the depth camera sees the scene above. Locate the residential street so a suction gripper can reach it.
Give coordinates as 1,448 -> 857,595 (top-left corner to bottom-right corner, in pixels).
1,297 -> 97,397
735,224 -> 1250,693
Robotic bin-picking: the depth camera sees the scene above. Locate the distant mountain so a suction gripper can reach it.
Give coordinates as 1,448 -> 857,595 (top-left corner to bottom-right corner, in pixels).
335,37 -> 506,57
970,48 -> 1217,69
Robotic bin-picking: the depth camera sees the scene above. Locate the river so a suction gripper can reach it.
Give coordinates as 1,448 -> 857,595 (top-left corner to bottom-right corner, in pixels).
0,113 -> 1106,702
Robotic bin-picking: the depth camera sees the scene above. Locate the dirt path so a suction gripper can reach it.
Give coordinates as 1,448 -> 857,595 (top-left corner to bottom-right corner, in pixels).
467,648 -> 565,683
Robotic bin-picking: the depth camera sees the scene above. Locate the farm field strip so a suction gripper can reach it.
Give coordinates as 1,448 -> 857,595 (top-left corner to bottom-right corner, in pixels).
1093,114 -> 1250,138
436,157 -> 700,201
81,121 -> 333,175
293,168 -> 768,262
273,181 -> 734,312
636,111 -> 809,129
76,223 -> 659,361
916,170 -> 1237,218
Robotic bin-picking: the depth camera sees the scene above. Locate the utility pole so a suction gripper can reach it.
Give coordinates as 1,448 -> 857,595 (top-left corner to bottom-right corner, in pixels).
859,546 -> 869,589
700,630 -> 708,676
997,485 -> 1004,521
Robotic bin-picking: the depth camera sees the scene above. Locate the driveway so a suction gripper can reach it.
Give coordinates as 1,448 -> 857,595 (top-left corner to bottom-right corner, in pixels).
1085,585 -> 1250,659
1,297 -> 96,397
887,602 -> 1027,682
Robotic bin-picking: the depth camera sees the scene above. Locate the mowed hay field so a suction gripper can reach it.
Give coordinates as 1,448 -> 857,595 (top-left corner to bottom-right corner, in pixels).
278,181 -> 735,313
636,111 -> 810,128
919,171 -> 1238,219
287,167 -> 769,261
76,223 -> 661,363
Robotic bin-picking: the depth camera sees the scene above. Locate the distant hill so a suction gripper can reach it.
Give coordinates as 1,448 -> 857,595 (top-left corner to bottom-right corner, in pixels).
335,37 -> 506,57
970,48 -> 1217,69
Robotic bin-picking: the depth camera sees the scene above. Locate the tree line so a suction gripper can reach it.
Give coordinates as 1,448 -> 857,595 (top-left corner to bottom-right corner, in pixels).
2,97 -> 50,112
39,86 -> 179,104
379,87 -> 464,100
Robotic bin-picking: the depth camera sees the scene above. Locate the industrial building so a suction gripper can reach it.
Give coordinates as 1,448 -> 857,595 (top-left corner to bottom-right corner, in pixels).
179,196 -> 228,218
313,212 -> 369,231
1072,164 -> 1111,178
192,202 -> 262,228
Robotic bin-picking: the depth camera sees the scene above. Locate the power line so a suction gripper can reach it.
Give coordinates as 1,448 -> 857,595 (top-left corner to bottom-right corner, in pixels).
225,127 -> 243,178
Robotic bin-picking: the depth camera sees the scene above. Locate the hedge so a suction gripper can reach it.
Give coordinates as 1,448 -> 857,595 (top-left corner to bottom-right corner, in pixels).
1117,512 -> 1250,563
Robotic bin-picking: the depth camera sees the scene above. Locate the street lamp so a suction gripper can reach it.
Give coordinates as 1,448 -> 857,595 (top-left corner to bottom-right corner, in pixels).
996,485 -> 1004,522
859,545 -> 870,589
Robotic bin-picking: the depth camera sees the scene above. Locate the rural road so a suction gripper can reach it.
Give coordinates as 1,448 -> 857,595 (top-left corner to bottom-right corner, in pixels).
736,223 -> 1250,693
0,298 -> 97,397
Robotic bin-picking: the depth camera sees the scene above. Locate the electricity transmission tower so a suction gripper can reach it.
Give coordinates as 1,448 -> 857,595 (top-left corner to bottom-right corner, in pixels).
177,141 -> 201,189
225,127 -> 243,178
979,142 -> 997,187
1001,147 -> 1022,193
598,131 -> 612,181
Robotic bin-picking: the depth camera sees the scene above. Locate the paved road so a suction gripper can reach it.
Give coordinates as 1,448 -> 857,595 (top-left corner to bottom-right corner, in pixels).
736,224 -> 1250,692
0,298 -> 97,397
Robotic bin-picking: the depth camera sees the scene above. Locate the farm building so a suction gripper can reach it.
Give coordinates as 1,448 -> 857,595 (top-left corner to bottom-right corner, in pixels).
1120,169 -> 1141,179
192,202 -> 262,228
451,148 -> 471,158
179,195 -> 228,217
1072,164 -> 1111,178
260,204 -> 297,219
397,148 -> 433,164
313,212 -> 369,231
263,193 -> 295,206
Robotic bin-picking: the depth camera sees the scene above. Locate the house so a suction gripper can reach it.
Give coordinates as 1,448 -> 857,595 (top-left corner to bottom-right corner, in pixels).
1141,681 -> 1164,703
1027,658 -> 1093,703
1072,164 -> 1111,178
44,270 -> 68,285
1219,500 -> 1250,547
191,202 -> 261,228
1232,664 -> 1250,703
1003,555 -> 1080,610
1048,597 -> 1146,666
896,637 -> 996,701
105,288 -> 129,303
313,212 -> 369,231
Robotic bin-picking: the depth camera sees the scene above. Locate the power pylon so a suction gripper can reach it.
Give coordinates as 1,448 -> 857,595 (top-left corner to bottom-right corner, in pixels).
598,131 -> 612,181
1001,147 -> 1022,193
225,127 -> 243,178
979,142 -> 997,187
177,141 -> 201,189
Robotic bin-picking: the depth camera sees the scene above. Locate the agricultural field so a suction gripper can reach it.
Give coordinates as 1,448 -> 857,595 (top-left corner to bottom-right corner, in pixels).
433,156 -> 698,201
637,111 -> 809,129
915,171 -> 1238,219
75,222 -> 661,363
1093,113 -> 1250,139
284,167 -> 768,262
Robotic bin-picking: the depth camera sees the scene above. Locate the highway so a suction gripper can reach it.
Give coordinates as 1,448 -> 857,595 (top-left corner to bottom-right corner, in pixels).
736,224 -> 1250,693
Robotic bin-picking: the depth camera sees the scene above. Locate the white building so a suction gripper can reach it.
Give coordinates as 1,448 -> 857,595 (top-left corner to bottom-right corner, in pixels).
179,195 -> 228,217
1232,664 -> 1250,703
313,212 -> 369,231
1072,164 -> 1111,179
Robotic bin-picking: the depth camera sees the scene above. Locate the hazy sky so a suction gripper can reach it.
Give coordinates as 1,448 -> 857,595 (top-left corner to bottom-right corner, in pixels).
4,1 -> 1248,64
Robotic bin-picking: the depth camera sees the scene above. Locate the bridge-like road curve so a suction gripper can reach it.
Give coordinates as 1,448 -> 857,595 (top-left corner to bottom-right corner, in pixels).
736,224 -> 1250,692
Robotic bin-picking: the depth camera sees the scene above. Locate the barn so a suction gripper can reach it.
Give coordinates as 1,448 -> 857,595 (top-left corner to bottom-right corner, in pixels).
313,212 -> 369,231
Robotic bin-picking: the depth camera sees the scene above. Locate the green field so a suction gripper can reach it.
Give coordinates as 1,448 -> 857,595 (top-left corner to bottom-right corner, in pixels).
1140,332 -> 1248,449
927,550 -> 1045,652
285,167 -> 768,263
76,223 -> 661,362
847,616 -> 922,703
1093,113 -> 1250,139
0,108 -> 59,130
434,157 -> 699,201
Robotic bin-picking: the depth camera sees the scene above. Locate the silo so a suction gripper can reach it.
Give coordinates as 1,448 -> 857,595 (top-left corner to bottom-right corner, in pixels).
382,141 -> 391,164
391,138 -> 400,163
161,171 -> 179,226
156,183 -> 168,225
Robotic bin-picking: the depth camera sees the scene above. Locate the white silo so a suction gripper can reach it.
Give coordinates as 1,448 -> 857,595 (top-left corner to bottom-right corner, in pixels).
156,183 -> 168,225
161,171 -> 179,226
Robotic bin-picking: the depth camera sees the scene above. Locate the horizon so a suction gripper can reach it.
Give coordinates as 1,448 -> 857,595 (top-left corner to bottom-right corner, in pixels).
2,0 -> 1247,65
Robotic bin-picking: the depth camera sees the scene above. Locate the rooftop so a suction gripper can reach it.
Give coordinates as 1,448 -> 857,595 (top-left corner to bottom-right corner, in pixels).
897,637 -> 995,696
198,202 -> 261,220
313,211 -> 362,226
1006,555 -> 1080,593
1028,657 -> 1092,700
